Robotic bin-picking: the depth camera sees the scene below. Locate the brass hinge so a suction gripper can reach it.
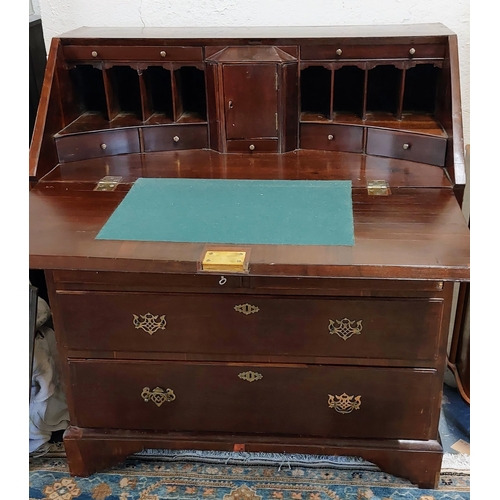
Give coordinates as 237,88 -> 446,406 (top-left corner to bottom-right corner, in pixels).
94,176 -> 123,192
367,180 -> 391,196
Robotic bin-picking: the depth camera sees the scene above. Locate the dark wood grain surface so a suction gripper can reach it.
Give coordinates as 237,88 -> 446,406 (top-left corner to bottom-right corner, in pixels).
29,152 -> 469,280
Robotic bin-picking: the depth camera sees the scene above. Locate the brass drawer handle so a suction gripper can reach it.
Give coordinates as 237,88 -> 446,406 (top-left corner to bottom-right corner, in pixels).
328,393 -> 362,414
133,313 -> 167,335
249,144 -> 255,151
328,318 -> 363,340
142,387 -> 176,407
173,135 -> 180,143
91,50 -> 98,58
409,47 -> 416,56
402,143 -> 411,150
336,48 -> 342,56
160,50 -> 166,57
234,303 -> 260,315
238,371 -> 263,382
327,134 -> 334,140
100,143 -> 107,150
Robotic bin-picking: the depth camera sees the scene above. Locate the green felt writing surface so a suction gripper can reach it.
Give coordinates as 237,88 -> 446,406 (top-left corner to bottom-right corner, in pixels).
96,178 -> 355,246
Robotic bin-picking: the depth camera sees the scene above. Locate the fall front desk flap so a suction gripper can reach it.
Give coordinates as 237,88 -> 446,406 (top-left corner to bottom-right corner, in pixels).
96,178 -> 355,246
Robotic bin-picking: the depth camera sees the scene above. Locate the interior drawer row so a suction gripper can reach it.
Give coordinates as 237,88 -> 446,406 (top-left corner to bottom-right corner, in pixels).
54,124 -> 208,162
300,124 -> 447,166
56,291 -> 443,361
69,360 -> 439,440
62,43 -> 445,63
54,122 -> 446,166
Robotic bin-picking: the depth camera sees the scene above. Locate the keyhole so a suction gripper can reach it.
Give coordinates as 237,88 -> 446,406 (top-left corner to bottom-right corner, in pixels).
228,100 -> 233,109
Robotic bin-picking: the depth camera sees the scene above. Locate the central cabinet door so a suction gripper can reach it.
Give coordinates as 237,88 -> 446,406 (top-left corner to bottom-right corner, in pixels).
223,64 -> 278,139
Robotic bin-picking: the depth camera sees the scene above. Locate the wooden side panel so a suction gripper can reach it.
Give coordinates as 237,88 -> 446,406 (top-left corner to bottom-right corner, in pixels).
282,62 -> 299,152
435,35 -> 466,201
204,62 -> 222,151
29,39 -> 65,182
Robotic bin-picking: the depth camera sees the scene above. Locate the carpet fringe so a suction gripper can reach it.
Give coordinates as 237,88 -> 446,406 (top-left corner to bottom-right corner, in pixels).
29,444 -> 470,474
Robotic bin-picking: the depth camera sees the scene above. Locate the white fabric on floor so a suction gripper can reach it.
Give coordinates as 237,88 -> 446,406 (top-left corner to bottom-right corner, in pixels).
29,296 -> 69,453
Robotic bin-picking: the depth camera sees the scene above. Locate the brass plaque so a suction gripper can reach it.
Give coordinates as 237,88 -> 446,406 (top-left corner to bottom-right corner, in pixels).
202,250 -> 247,272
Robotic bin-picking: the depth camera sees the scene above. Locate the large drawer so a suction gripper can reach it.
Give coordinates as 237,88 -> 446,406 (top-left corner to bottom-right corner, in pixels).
69,360 -> 438,439
63,45 -> 203,62
366,128 -> 447,166
142,124 -> 208,152
57,292 -> 443,361
300,123 -> 363,152
55,129 -> 141,162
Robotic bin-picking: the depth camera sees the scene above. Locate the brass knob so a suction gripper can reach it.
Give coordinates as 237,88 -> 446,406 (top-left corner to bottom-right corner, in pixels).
100,143 -> 107,150
336,48 -> 342,56
160,50 -> 166,57
249,144 -> 255,151
173,136 -> 180,143
327,134 -> 334,140
409,47 -> 416,55
402,143 -> 410,150
91,51 -> 98,58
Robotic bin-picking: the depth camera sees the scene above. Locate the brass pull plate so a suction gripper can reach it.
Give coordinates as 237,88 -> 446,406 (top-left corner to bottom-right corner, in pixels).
133,313 -> 167,335
141,387 -> 176,407
328,393 -> 362,413
329,318 -> 363,341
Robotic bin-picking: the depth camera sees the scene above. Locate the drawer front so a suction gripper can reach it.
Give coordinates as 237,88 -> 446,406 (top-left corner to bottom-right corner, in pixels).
63,45 -> 203,62
55,129 -> 141,162
300,124 -> 363,152
226,139 -> 278,153
142,124 -> 208,152
57,292 -> 443,361
70,360 -> 437,439
301,43 -> 446,61
366,128 -> 447,166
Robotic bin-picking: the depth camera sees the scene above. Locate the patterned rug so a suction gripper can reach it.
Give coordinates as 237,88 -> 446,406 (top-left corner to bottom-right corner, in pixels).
29,453 -> 470,500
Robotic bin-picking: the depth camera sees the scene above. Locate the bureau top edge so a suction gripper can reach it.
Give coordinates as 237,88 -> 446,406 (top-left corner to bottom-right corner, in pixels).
56,23 -> 455,44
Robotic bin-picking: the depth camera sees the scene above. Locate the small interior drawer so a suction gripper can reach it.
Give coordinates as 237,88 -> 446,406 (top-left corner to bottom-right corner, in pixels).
55,129 -> 141,163
63,45 -> 204,62
366,128 -> 447,166
226,139 -> 278,153
300,123 -> 363,153
142,124 -> 208,152
301,43 -> 446,61
70,360 -> 438,440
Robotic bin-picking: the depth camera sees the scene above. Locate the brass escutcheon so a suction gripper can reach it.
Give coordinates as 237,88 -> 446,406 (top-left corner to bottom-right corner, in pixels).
328,318 -> 363,341
133,313 -> 167,335
234,303 -> 260,315
141,387 -> 176,407
238,371 -> 263,382
328,393 -> 362,414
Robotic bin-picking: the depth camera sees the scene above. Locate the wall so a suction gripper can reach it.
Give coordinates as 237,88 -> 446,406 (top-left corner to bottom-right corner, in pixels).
34,0 -> 470,145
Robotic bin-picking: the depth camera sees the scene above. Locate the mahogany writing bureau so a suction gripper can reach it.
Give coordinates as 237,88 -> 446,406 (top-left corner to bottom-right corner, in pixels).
29,24 -> 470,489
